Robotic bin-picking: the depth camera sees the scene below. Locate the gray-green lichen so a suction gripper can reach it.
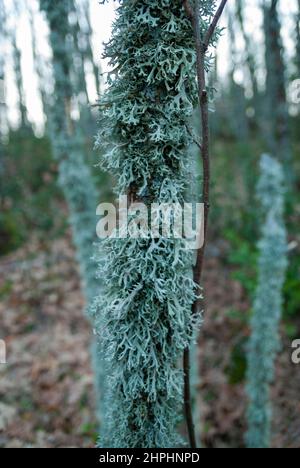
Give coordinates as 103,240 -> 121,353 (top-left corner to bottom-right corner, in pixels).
245,154 -> 288,448
92,0 -> 219,448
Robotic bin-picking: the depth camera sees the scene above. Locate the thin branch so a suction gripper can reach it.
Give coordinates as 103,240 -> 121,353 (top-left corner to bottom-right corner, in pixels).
183,0 -> 194,20
184,346 -> 197,449
182,0 -> 228,450
186,124 -> 202,149
204,0 -> 228,51
191,0 -> 210,315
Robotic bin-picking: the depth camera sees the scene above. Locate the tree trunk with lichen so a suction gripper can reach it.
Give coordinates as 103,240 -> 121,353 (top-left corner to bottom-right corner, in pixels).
92,0 -> 201,448
39,0 -> 105,429
246,154 -> 288,448
39,0 -> 98,301
92,0 -> 225,448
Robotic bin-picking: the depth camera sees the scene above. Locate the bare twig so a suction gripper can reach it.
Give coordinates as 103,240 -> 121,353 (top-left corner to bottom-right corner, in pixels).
184,345 -> 197,449
203,0 -> 228,51
183,0 -> 194,20
186,124 -> 202,149
182,0 -> 228,450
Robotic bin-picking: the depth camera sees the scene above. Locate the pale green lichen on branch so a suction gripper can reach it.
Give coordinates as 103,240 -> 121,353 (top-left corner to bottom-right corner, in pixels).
92,0 -> 222,448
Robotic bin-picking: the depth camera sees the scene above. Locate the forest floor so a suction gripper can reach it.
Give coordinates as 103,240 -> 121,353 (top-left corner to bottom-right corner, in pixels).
0,235 -> 299,448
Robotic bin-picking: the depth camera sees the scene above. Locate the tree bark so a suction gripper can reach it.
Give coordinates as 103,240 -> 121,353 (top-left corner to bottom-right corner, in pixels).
263,0 -> 292,184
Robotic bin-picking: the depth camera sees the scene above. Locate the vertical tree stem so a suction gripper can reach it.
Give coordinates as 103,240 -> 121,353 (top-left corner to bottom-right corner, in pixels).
183,0 -> 228,449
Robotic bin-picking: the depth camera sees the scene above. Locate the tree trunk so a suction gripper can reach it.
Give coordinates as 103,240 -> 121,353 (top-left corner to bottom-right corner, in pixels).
263,0 -> 293,184
39,0 -> 104,431
296,0 -> 300,76
236,0 -> 260,117
92,0 -> 200,448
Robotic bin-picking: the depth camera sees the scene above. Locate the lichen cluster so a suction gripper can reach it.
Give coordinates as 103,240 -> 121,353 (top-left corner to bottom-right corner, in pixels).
246,154 -> 288,448
92,0 -> 219,448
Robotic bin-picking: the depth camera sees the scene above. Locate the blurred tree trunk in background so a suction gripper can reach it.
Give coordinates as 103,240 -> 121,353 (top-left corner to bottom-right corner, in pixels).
39,0 -> 99,301
263,0 -> 293,184
12,1 -> 30,130
78,0 -> 101,97
39,0 -> 103,429
12,40 -> 27,128
296,0 -> 300,77
236,0 -> 260,120
0,0 -> 7,134
28,3 -> 51,128
70,2 -> 90,117
0,0 -> 8,211
0,43 -> 5,211
70,2 -> 96,138
69,0 -> 100,163
227,11 -> 249,142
